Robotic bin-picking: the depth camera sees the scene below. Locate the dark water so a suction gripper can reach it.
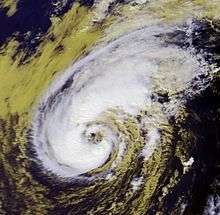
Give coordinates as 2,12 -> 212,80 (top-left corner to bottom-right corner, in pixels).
0,0 -> 94,60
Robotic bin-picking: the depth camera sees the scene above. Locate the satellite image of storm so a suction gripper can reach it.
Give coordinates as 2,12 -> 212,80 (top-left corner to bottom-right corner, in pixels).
0,0 -> 220,214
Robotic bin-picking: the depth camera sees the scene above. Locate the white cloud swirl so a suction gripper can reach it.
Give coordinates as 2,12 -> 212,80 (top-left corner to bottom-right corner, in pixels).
31,25 -> 208,178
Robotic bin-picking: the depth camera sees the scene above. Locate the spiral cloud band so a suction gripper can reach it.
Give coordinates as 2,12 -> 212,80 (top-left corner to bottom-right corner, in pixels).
31,25 -> 207,179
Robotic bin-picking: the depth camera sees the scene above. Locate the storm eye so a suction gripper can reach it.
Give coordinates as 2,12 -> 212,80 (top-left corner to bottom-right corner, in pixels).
88,132 -> 104,143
